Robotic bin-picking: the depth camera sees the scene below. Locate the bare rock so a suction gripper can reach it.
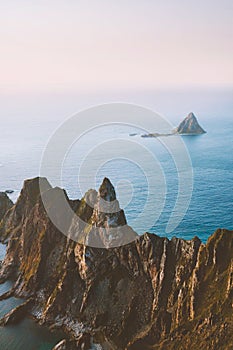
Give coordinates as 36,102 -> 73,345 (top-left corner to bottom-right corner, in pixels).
0,192 -> 13,222
0,177 -> 232,350
175,112 -> 206,134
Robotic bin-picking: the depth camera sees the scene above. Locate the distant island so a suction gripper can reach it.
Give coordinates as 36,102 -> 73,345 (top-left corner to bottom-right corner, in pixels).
140,112 -> 206,138
175,112 -> 206,135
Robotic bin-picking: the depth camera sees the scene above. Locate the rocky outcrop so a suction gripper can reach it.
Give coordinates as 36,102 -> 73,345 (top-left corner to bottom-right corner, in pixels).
140,112 -> 206,138
0,192 -> 13,222
68,177 -> 137,248
0,177 -> 232,350
175,112 -> 206,134
0,192 -> 13,269
0,177 -> 51,243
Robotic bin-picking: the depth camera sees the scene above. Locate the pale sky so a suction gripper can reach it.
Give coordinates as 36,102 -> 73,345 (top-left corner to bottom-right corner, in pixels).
0,0 -> 233,93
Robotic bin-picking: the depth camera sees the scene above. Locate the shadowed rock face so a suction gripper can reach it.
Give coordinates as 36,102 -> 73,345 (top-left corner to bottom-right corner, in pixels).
176,112 -> 206,134
0,177 -> 51,243
0,177 -> 232,350
0,192 -> 13,222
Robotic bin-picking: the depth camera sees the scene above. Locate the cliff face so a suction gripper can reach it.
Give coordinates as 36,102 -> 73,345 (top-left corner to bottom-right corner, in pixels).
0,177 -> 232,350
176,112 -> 206,134
0,192 -> 13,222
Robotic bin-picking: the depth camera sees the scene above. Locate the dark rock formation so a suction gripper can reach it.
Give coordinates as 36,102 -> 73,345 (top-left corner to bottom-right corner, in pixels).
175,112 -> 206,134
68,177 -> 137,248
0,177 -> 51,243
0,192 -> 13,222
0,177 -> 232,350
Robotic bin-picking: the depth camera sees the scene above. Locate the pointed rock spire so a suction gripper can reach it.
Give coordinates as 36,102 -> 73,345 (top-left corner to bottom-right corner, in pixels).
98,177 -> 116,202
92,177 -> 126,228
68,177 -> 138,248
0,192 -> 13,222
87,178 -> 137,248
176,112 -> 206,134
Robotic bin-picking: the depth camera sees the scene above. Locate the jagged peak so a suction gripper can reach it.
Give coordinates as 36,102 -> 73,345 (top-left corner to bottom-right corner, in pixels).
0,192 -> 13,222
98,177 -> 116,202
20,177 -> 52,200
12,177 -> 52,216
186,112 -> 197,120
176,112 -> 206,134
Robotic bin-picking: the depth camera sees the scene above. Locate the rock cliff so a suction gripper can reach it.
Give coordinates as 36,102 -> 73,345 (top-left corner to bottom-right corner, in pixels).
0,192 -> 13,222
0,177 -> 232,350
175,112 -> 206,134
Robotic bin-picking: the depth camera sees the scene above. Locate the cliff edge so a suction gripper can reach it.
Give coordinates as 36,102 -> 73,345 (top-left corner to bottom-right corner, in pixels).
0,177 -> 232,350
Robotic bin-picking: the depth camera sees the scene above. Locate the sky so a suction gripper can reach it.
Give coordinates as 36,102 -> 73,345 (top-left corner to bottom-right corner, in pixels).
0,0 -> 233,94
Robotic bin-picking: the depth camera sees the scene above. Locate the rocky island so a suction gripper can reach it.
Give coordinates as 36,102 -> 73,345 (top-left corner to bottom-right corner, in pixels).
140,112 -> 206,138
0,177 -> 232,350
175,112 -> 206,135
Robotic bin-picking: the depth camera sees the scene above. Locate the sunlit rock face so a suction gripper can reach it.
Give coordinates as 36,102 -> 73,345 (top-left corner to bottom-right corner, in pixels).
175,112 -> 206,134
68,177 -> 137,248
0,177 -> 232,350
87,177 -> 136,248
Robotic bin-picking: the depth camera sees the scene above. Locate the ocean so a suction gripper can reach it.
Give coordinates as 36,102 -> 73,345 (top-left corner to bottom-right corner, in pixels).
0,89 -> 232,349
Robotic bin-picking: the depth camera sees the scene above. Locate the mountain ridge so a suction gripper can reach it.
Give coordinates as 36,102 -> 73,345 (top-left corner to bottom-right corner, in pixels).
0,177 -> 232,350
